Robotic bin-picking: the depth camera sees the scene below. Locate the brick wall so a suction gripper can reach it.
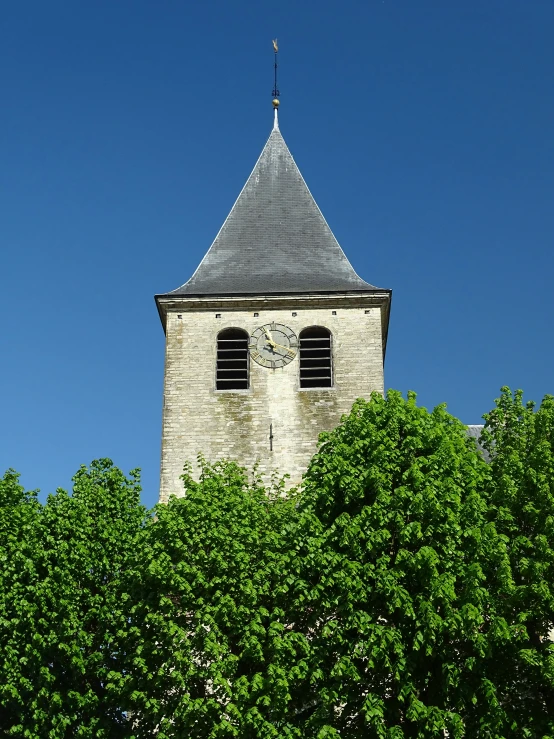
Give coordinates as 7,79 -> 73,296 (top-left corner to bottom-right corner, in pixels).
158,295 -> 386,502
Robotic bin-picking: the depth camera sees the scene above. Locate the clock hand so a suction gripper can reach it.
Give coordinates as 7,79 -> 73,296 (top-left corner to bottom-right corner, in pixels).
272,342 -> 296,354
263,327 -> 275,345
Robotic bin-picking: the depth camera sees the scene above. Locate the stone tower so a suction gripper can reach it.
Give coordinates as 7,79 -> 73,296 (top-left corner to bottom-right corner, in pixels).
155,108 -> 391,502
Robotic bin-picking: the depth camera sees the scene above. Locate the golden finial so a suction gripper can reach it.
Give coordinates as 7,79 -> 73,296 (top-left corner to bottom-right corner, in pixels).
272,38 -> 280,106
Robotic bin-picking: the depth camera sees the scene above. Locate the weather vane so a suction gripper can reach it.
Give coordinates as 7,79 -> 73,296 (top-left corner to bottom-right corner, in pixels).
272,39 -> 280,109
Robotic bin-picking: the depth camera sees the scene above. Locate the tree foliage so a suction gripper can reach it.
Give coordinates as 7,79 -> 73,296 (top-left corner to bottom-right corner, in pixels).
285,392 -> 507,737
1,389 -> 553,737
481,388 -> 554,736
124,459 -> 304,738
0,460 -> 147,737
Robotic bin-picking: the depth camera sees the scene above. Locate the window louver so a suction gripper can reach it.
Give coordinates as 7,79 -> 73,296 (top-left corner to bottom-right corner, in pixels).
299,327 -> 332,388
216,328 -> 249,390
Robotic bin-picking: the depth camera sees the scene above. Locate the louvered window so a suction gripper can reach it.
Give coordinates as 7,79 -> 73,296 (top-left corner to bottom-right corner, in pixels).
216,328 -> 249,390
299,327 -> 332,388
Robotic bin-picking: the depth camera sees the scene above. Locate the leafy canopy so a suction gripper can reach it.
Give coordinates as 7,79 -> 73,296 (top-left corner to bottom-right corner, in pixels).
1,389 -> 553,738
0,460 -> 147,738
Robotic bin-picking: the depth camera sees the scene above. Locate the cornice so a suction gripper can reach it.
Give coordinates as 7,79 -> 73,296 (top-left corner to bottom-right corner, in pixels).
157,290 -> 389,312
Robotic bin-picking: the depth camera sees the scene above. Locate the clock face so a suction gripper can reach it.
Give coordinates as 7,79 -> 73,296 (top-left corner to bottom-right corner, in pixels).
249,322 -> 298,368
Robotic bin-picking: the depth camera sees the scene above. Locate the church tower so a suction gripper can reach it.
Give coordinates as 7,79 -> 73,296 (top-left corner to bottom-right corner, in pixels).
155,105 -> 391,502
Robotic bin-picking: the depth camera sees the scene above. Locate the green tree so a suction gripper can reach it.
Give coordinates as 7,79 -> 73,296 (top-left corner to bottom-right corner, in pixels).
125,459 -> 306,738
0,460 -> 147,738
2,389 -> 554,738
0,469 -> 42,733
481,388 -> 554,737
284,391 -> 512,738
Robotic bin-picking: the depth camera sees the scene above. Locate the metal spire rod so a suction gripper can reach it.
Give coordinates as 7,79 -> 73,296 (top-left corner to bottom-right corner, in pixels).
272,39 -> 280,99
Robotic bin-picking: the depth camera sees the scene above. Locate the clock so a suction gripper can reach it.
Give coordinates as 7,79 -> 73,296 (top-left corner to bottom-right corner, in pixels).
249,322 -> 298,368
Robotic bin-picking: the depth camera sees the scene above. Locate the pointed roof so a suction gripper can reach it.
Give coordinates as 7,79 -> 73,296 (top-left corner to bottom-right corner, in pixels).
162,112 -> 383,297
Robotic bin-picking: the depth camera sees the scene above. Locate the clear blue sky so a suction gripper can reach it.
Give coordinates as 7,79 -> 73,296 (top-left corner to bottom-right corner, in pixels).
2,0 -> 553,509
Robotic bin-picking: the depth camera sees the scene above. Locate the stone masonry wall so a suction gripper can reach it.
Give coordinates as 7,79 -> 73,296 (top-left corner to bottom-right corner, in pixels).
159,300 -> 384,502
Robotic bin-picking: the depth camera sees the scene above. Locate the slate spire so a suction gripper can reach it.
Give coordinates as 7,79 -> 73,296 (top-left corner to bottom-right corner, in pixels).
163,116 -> 382,297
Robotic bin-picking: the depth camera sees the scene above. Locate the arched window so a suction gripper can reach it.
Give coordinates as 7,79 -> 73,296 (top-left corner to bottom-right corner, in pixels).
299,326 -> 332,388
216,328 -> 249,390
